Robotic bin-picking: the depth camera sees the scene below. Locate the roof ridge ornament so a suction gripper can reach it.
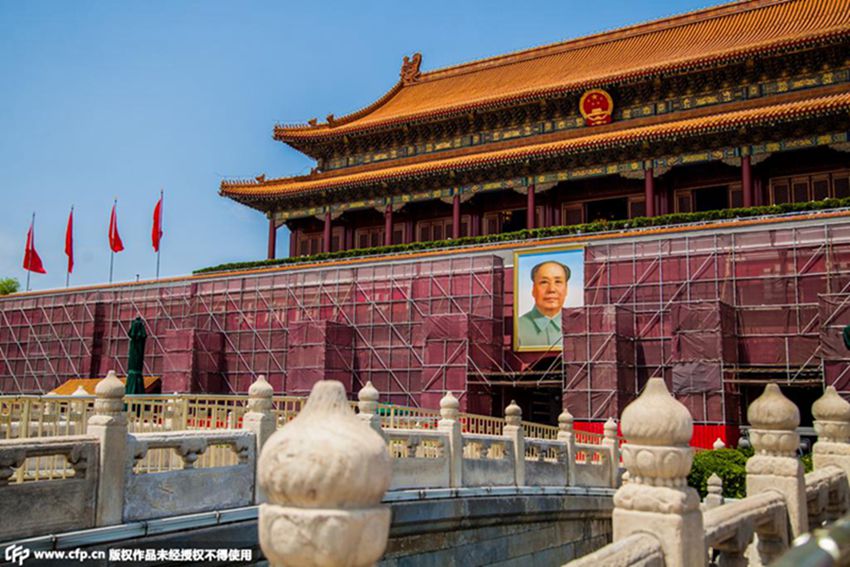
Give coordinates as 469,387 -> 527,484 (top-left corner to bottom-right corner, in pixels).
401,52 -> 422,85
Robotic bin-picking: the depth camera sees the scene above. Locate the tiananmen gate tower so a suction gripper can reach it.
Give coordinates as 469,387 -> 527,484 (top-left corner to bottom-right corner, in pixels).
3,0 -> 850,448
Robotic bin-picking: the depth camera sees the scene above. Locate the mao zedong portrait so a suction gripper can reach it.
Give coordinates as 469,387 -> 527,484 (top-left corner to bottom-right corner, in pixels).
517,261 -> 570,348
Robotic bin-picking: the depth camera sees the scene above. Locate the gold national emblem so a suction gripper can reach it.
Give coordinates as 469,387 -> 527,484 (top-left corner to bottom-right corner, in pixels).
579,89 -> 614,126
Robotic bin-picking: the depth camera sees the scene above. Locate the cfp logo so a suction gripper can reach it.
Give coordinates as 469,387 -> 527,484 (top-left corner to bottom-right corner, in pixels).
4,545 -> 30,566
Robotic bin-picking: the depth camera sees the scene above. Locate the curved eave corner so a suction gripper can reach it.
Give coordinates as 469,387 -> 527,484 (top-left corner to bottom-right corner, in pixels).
273,80 -> 406,146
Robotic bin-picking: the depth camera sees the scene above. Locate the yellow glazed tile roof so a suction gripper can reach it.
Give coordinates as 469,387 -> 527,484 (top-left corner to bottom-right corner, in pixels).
223,91 -> 850,199
49,376 -> 161,395
276,0 -> 850,141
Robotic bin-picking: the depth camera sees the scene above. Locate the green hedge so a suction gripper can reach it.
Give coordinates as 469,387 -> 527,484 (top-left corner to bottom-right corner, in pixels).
688,446 -> 813,499
195,197 -> 850,275
688,448 -> 749,499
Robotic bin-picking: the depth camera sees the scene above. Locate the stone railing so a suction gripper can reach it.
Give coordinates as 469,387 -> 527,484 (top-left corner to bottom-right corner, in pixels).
0,435 -> 99,540
0,371 -> 262,542
361,389 -> 621,492
0,389 -> 570,441
124,430 -> 255,522
0,371 -> 619,545
567,382 -> 850,567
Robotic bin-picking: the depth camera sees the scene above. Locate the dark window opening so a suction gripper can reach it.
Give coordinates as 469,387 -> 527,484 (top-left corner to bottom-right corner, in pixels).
629,199 -> 646,218
586,197 -> 628,222
774,183 -> 790,204
793,181 -> 809,203
501,209 -> 527,233
730,188 -> 743,208
835,177 -> 850,198
813,179 -> 830,201
692,186 -> 729,212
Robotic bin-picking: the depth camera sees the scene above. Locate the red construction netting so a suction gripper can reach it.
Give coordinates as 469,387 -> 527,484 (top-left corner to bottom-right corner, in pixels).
5,218 -> 850,426
0,256 -> 504,407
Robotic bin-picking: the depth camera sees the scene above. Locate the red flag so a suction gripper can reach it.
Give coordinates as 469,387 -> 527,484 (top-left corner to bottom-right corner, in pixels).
23,219 -> 46,274
152,194 -> 163,252
65,208 -> 74,274
109,203 -> 124,253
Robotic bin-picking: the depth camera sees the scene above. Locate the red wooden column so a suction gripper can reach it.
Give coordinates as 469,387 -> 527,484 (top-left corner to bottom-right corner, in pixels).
742,155 -> 753,208
452,193 -> 461,239
644,168 -> 656,217
323,211 -> 332,253
267,217 -> 276,259
526,185 -> 536,229
384,204 -> 393,246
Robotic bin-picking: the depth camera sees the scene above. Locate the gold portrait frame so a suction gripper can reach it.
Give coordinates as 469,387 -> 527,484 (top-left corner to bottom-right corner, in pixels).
513,245 -> 585,353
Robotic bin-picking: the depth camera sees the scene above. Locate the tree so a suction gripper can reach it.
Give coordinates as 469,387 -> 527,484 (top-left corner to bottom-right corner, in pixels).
0,278 -> 20,296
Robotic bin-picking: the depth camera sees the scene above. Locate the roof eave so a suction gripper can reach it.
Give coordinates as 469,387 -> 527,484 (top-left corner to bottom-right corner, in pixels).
271,29 -> 850,145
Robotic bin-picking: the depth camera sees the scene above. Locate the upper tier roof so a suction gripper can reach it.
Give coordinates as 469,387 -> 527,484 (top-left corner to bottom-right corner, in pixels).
223,90 -> 850,201
274,0 -> 850,143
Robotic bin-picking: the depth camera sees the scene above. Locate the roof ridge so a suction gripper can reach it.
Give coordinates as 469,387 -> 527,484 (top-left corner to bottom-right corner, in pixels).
418,0 -> 787,82
277,0 -> 784,133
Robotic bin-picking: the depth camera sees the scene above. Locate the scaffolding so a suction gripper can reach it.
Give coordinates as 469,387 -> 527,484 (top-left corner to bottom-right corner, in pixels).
0,256 -> 504,412
581,219 -> 850,425
4,216 -> 850,430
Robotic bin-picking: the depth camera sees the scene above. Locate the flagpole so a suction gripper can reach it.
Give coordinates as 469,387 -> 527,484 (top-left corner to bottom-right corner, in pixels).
109,198 -> 116,284
26,212 -> 34,292
156,189 -> 163,279
66,205 -> 73,288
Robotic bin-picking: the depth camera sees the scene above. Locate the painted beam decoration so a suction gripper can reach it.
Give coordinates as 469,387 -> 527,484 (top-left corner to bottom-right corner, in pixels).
513,246 -> 585,352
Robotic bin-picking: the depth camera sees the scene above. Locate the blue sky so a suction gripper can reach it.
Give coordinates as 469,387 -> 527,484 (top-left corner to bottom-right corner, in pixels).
0,0 -> 712,290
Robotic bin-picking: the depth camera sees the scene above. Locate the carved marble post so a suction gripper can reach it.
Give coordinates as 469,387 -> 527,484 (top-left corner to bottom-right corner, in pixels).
438,391 -> 463,488
614,377 -> 704,567
357,381 -> 383,435
70,385 -> 90,435
746,383 -> 805,560
812,386 -> 850,479
504,400 -> 525,486
258,380 -> 392,567
603,417 -> 620,488
242,375 -> 276,503
812,386 -> 850,519
704,473 -> 724,510
558,408 -> 577,486
87,370 -> 128,526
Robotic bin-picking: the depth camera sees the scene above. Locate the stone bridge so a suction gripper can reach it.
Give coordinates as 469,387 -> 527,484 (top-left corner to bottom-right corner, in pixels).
0,374 -> 618,566
3,373 -> 849,566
